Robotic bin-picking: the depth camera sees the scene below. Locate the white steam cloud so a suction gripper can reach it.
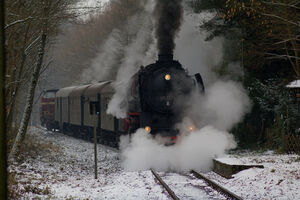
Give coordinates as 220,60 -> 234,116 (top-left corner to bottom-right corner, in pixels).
174,10 -> 223,85
106,0 -> 156,118
187,80 -> 251,131
122,127 -> 236,171
81,29 -> 124,83
80,0 -> 156,84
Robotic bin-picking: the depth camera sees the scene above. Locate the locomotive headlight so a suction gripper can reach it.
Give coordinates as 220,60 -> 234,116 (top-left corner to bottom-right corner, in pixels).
165,74 -> 171,81
188,125 -> 196,132
145,126 -> 151,133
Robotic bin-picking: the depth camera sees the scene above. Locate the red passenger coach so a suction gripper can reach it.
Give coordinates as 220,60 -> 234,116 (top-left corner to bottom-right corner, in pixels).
40,89 -> 58,130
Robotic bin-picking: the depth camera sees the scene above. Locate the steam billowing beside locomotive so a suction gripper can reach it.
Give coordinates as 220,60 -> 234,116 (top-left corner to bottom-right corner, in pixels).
40,54 -> 204,146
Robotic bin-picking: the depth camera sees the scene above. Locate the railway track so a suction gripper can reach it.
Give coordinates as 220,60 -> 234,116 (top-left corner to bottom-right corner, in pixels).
191,170 -> 243,200
151,169 -> 243,200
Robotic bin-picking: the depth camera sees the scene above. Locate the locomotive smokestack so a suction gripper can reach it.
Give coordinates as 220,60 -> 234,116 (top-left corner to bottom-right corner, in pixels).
154,0 -> 183,55
158,54 -> 173,61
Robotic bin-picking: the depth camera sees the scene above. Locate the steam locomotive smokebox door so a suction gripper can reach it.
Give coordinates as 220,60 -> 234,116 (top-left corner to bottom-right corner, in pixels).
140,112 -> 176,135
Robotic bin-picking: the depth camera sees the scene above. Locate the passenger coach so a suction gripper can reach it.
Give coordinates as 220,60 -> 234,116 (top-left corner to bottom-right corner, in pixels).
54,81 -> 125,146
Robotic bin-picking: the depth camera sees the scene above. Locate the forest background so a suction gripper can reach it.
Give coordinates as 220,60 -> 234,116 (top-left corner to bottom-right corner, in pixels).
3,0 -> 300,162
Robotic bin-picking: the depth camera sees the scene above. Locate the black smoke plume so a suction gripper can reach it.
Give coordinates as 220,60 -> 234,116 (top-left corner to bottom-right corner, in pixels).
154,0 -> 183,55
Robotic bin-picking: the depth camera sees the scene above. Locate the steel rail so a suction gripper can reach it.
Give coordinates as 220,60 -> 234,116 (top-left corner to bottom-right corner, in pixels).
151,169 -> 180,200
191,170 -> 243,200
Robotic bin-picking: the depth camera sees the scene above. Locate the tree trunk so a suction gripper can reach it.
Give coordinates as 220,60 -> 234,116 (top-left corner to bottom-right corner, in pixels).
290,39 -> 300,78
284,0 -> 300,78
8,33 -> 47,162
0,0 -> 7,198
6,24 -> 31,135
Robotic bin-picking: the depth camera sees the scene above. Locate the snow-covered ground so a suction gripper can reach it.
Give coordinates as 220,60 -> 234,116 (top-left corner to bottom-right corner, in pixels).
286,80 -> 300,88
9,127 -> 166,199
8,127 -> 300,199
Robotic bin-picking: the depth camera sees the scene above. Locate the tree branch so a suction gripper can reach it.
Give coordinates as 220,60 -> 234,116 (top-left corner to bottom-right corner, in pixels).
24,35 -> 41,53
67,6 -> 103,10
247,7 -> 300,27
39,59 -> 53,76
4,17 -> 33,30
272,37 -> 300,45
265,52 -> 300,60
262,1 -> 300,10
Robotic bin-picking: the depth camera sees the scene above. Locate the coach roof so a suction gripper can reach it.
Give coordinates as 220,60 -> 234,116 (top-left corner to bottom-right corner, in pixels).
84,81 -> 111,96
69,84 -> 91,97
55,86 -> 79,98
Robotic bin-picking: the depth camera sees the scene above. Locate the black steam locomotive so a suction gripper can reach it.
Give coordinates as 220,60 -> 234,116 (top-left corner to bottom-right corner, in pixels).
41,54 -> 204,146
127,54 -> 204,143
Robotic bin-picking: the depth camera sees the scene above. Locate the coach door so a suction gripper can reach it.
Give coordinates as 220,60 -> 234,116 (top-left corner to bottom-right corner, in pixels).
59,97 -> 62,127
68,96 -> 70,123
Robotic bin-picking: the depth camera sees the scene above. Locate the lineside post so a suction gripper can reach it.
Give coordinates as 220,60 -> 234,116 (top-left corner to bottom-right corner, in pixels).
94,104 -> 98,179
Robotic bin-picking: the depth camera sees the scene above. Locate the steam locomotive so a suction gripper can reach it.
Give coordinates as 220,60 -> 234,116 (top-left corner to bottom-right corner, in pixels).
40,54 -> 204,146
127,54 -> 204,142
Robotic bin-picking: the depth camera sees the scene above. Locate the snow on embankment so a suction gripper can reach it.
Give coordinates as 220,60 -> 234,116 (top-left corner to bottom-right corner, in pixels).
206,151 -> 300,199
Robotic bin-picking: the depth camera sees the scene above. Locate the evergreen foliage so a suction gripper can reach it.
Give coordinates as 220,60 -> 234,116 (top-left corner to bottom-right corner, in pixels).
233,77 -> 300,149
189,0 -> 300,151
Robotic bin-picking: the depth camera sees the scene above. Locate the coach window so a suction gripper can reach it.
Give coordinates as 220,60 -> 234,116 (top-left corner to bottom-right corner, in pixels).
90,102 -> 99,115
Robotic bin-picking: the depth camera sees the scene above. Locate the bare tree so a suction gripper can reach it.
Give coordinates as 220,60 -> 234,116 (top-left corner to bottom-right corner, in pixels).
5,0 -> 77,161
8,32 -> 47,161
223,0 -> 300,77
